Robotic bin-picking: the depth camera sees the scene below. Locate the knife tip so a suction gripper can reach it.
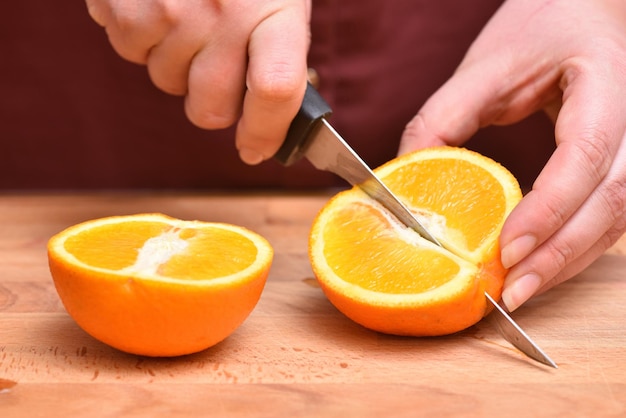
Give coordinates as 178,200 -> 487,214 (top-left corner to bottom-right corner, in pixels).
541,356 -> 558,369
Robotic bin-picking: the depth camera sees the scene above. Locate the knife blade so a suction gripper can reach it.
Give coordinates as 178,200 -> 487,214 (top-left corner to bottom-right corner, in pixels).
485,293 -> 557,368
275,83 -> 441,246
275,82 -> 557,368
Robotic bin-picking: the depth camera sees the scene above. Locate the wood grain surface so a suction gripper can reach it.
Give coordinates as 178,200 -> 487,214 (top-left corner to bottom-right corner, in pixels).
1,193 -> 625,417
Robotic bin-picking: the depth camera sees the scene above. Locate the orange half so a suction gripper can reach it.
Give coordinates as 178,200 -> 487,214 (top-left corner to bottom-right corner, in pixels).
48,213 -> 273,356
309,146 -> 522,336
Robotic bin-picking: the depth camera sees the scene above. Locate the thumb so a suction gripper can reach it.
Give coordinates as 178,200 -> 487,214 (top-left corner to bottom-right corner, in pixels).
398,60 -> 530,155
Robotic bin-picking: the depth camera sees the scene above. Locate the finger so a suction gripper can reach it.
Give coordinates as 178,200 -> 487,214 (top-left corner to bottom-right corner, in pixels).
501,102 -> 626,311
397,67 -> 489,155
235,7 -> 310,165
146,19 -> 210,95
183,30 -> 248,132
398,53 -> 561,156
503,210 -> 626,311
499,66 -> 625,270
100,1 -> 172,64
536,223 -> 625,296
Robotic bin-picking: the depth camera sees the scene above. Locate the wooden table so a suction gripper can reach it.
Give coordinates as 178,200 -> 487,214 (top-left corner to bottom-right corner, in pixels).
1,193 -> 625,417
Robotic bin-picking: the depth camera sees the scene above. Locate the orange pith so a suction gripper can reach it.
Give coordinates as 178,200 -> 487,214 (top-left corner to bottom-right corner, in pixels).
309,146 -> 522,336
48,213 -> 273,357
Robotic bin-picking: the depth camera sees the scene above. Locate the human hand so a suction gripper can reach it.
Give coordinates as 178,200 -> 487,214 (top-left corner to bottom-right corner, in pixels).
85,0 -> 311,164
398,0 -> 626,311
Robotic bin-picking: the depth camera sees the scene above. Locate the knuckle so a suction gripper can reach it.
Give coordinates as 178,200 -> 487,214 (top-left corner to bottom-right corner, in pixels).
249,69 -> 303,104
612,210 -> 626,235
110,1 -> 179,36
569,130 -> 613,182
599,189 -> 626,250
154,0 -> 184,25
185,102 -> 238,130
543,237 -> 576,276
109,3 -> 144,33
148,71 -> 187,96
536,193 -> 569,232
600,228 -> 624,253
154,81 -> 186,96
598,176 -> 626,222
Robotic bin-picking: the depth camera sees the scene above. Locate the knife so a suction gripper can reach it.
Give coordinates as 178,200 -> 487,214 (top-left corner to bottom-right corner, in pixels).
485,293 -> 557,368
275,83 -> 557,368
274,83 -> 441,246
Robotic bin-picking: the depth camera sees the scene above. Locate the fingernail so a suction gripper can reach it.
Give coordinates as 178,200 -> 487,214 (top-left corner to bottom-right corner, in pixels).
501,235 -> 537,269
501,273 -> 542,312
238,148 -> 265,165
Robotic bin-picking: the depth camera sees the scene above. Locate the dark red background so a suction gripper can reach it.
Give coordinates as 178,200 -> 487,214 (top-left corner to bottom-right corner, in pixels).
1,1 -> 554,190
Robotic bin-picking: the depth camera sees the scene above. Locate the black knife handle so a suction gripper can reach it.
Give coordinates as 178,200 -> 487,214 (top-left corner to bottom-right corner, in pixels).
274,82 -> 333,166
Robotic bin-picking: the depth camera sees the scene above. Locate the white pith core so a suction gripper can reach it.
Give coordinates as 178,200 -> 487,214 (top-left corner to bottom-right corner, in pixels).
124,228 -> 189,275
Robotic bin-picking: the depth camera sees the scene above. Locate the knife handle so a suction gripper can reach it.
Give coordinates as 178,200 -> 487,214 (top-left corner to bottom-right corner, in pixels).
274,82 -> 333,166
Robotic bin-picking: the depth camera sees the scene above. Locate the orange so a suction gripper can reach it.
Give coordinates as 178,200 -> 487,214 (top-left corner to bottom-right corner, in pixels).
48,213 -> 273,357
309,146 -> 522,336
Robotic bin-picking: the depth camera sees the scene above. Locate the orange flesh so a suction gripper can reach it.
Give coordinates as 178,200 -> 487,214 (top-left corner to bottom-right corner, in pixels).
64,221 -> 169,270
162,228 -> 257,280
64,221 -> 259,280
383,159 -> 506,252
322,201 -> 461,294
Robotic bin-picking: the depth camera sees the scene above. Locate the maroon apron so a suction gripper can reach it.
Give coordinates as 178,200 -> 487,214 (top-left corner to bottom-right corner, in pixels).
1,0 -> 554,190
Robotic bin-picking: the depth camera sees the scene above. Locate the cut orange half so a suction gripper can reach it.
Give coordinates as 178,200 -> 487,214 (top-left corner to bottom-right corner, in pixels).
309,146 -> 522,336
48,213 -> 273,356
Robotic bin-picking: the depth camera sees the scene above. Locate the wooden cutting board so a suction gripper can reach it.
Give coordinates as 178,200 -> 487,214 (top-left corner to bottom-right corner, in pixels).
1,193 -> 625,417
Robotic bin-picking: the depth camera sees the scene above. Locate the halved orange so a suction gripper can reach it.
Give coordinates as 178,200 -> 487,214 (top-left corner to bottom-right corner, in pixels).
48,213 -> 273,357
309,146 -> 522,336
